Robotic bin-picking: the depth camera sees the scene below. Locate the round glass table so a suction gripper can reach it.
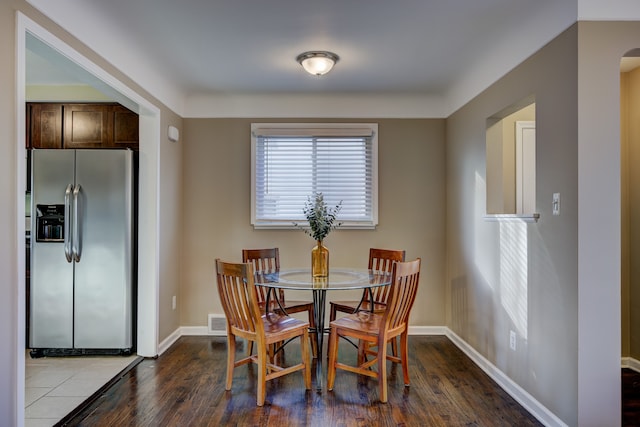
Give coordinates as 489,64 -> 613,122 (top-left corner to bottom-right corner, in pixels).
255,268 -> 393,389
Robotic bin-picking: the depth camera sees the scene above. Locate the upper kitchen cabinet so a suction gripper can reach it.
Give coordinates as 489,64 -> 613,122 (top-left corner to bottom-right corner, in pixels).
113,105 -> 139,148
27,103 -> 63,149
64,104 -> 111,149
27,103 -> 139,150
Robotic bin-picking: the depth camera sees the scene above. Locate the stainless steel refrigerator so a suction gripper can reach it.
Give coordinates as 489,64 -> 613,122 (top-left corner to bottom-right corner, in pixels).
29,149 -> 135,357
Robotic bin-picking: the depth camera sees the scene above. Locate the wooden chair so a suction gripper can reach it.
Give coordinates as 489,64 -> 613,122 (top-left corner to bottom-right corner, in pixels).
215,259 -> 311,406
329,248 -> 405,355
326,258 -> 421,403
243,248 -> 318,358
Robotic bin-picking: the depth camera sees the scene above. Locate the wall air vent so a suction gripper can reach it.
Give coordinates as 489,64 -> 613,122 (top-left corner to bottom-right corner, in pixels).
208,314 -> 227,335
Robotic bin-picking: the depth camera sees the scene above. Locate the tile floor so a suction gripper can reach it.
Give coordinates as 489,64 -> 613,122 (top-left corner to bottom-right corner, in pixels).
25,351 -> 139,427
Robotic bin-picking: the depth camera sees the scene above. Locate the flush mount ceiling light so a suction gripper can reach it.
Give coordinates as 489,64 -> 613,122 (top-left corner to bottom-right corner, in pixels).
296,51 -> 339,76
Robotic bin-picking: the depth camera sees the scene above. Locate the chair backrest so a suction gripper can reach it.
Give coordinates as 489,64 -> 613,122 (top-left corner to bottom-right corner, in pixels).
242,248 -> 285,303
383,258 -> 421,331
368,248 -> 406,303
215,259 -> 264,337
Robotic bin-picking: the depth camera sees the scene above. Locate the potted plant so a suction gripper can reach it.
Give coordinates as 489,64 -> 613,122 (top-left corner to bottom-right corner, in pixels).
295,192 -> 342,277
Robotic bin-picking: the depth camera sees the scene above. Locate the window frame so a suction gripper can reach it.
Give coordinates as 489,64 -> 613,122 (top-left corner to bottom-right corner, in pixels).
251,122 -> 379,229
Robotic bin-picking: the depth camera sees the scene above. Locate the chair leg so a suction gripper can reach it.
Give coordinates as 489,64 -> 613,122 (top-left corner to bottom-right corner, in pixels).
256,340 -> 267,406
226,335 -> 236,390
377,335 -> 388,403
268,343 -> 276,364
329,304 -> 337,322
247,340 -> 254,357
391,336 -> 398,357
400,332 -> 410,386
357,339 -> 366,365
326,326 -> 339,390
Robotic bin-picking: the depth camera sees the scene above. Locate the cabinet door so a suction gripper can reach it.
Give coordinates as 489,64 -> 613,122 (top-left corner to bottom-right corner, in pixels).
63,104 -> 113,149
113,105 -> 139,149
28,103 -> 63,149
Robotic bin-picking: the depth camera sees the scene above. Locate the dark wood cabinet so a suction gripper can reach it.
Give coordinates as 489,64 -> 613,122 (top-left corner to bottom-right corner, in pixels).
113,105 -> 140,148
63,104 -> 112,148
27,103 -> 138,149
27,103 -> 63,149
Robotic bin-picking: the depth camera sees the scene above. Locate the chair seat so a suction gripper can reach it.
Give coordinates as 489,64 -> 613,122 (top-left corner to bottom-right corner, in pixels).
262,313 -> 309,337
330,311 -> 382,336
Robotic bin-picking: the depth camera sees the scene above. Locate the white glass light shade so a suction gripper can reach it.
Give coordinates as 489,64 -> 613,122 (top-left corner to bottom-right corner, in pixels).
296,51 -> 339,76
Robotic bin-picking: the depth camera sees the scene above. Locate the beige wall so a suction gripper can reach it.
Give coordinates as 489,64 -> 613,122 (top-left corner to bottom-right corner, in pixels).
446,26 -> 579,426
622,61 -> 640,359
622,71 -> 630,358
26,84 -> 112,101
157,112 -> 183,341
181,118 -> 446,328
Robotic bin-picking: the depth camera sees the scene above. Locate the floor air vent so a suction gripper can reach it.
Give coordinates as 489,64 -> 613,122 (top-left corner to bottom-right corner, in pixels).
208,314 -> 227,335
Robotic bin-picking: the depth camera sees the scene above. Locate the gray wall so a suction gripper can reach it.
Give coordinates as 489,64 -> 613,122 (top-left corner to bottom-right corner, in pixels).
575,21 -> 640,426
446,26 -> 579,425
1,1 -> 19,423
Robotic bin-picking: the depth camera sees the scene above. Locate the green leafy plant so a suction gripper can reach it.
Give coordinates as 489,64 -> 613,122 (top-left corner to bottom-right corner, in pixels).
294,192 -> 342,241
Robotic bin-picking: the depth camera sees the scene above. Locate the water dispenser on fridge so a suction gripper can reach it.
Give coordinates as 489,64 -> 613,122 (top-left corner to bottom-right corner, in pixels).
35,204 -> 64,242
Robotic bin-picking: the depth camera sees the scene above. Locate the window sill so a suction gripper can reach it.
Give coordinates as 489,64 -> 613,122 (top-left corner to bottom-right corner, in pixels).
483,213 -> 540,223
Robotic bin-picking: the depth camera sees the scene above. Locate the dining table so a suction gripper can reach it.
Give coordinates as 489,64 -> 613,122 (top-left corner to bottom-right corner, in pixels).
255,267 -> 393,390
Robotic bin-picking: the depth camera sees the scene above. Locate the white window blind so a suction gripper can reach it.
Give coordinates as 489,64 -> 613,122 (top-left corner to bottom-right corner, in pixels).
251,123 -> 378,228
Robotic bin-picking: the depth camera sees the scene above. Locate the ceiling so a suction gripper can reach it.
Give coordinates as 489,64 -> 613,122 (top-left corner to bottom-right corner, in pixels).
24,0 -> 635,115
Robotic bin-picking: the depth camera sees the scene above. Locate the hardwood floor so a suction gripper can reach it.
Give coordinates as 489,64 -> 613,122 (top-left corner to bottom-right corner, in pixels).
63,335 -> 543,426
623,368 -> 640,426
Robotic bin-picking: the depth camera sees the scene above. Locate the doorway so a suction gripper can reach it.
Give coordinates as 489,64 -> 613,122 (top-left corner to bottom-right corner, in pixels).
620,52 -> 640,424
620,53 -> 640,370
16,12 -> 161,425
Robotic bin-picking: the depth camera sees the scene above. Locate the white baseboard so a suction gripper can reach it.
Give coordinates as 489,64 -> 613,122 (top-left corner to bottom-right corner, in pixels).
622,356 -> 640,372
445,330 -> 567,427
408,325 -> 447,335
157,327 -> 181,356
180,325 -> 227,336
157,325 -> 226,355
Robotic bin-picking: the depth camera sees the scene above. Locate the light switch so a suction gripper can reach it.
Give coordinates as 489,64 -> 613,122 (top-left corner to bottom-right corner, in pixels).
553,193 -> 560,216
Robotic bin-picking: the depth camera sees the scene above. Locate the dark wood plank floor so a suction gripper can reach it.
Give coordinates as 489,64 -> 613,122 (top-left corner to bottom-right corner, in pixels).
623,368 -> 640,426
61,335 -> 544,426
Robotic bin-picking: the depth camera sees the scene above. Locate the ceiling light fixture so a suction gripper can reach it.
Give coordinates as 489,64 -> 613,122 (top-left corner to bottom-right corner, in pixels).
296,51 -> 339,76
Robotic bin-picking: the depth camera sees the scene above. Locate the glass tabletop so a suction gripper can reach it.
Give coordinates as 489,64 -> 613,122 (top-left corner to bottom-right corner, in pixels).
255,268 -> 392,290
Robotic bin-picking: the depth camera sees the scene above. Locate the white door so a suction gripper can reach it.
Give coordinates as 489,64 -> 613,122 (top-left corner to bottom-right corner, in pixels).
516,121 -> 536,214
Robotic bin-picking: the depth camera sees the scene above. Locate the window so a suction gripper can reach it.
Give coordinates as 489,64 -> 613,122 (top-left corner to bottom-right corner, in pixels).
251,123 -> 378,228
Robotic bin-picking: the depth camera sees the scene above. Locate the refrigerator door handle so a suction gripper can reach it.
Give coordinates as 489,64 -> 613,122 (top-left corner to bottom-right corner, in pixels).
72,184 -> 82,262
64,184 -> 73,263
